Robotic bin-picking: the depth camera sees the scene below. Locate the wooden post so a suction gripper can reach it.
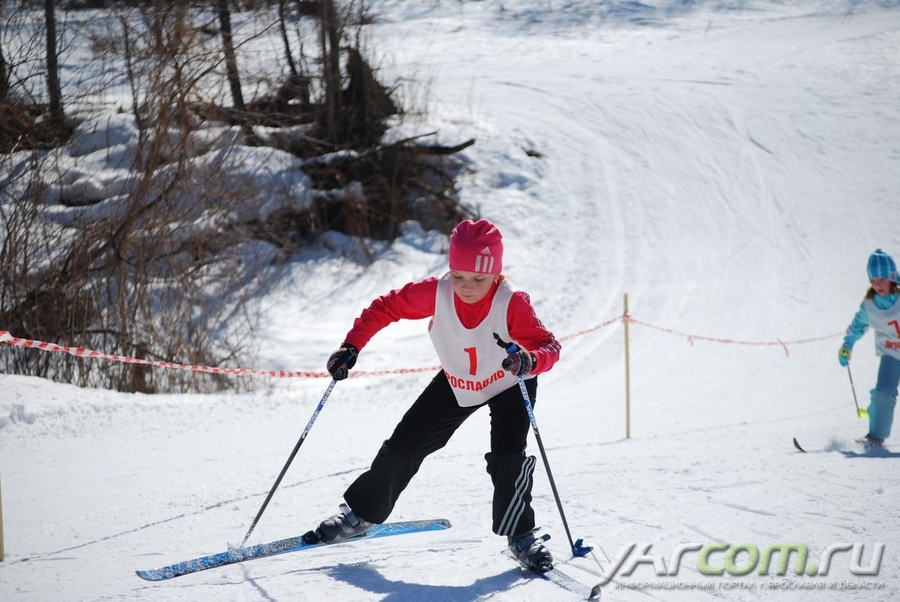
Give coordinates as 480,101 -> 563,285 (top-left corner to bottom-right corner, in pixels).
624,293 -> 631,439
0,475 -> 5,562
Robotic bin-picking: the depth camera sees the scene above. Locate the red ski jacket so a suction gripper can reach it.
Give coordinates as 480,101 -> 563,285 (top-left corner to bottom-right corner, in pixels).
343,276 -> 561,375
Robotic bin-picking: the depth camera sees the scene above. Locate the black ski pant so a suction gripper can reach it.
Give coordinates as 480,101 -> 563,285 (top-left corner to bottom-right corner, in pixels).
343,370 -> 539,538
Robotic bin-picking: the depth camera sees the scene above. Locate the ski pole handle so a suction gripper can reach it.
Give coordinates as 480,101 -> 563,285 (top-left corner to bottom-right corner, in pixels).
493,332 -> 519,354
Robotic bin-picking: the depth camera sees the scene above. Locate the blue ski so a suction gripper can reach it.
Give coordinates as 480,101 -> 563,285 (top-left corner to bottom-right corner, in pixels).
504,548 -> 601,599
136,518 -> 452,582
538,567 -> 602,600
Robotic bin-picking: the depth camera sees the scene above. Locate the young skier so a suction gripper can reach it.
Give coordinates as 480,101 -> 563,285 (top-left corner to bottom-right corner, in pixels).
311,218 -> 562,572
838,248 -> 900,447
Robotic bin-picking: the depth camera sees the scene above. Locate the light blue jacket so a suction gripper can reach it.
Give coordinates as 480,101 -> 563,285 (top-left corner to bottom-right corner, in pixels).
844,292 -> 900,348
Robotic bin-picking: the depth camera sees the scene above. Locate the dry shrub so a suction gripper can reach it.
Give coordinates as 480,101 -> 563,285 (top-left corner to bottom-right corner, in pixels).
0,1 -> 475,393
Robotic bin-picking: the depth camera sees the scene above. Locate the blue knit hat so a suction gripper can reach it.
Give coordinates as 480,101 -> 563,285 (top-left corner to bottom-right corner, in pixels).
867,249 -> 899,282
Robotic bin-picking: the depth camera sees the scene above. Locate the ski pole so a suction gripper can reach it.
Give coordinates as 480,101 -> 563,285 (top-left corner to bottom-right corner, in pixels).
846,365 -> 868,419
493,333 -> 592,558
240,378 -> 339,547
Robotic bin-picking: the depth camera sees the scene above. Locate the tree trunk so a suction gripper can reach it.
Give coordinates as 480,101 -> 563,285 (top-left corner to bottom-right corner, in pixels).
277,0 -> 298,76
320,0 -> 342,142
217,0 -> 245,112
0,37 -> 9,104
44,0 -> 65,127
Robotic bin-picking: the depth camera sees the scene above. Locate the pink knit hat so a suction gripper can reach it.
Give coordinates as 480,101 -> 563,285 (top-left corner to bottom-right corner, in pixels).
449,219 -> 503,274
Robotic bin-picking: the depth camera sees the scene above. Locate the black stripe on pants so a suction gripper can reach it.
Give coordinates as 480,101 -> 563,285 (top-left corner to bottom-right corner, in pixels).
343,370 -> 538,537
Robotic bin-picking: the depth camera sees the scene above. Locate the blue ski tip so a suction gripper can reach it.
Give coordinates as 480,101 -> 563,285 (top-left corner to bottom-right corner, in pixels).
572,538 -> 593,557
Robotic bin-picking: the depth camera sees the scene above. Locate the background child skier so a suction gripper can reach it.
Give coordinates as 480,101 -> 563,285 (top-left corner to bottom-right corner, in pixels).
838,248 -> 900,447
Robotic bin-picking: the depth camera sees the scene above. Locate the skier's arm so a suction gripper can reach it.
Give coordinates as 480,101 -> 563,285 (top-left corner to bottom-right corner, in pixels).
343,278 -> 438,350
507,291 -> 561,375
843,301 -> 869,348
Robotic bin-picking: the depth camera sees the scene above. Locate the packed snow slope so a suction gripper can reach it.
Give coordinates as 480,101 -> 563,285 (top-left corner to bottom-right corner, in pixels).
2,1 -> 900,601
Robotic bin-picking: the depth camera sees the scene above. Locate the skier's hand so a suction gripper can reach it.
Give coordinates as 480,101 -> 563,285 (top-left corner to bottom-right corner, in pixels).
327,343 -> 359,380
838,344 -> 852,367
502,349 -> 535,377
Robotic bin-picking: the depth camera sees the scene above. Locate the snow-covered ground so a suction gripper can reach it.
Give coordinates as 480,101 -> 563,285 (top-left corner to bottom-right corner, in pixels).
2,1 -> 900,600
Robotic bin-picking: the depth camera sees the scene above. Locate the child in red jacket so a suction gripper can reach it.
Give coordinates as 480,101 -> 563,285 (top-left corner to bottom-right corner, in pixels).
314,218 -> 561,572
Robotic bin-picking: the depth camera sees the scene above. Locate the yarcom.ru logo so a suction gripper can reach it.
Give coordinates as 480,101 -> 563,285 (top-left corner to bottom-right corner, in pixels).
597,542 -> 884,585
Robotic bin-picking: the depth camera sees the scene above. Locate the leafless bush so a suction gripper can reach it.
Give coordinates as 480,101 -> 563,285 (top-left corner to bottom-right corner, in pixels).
1,4 -> 271,392
0,2 -> 75,151
0,1 -> 474,393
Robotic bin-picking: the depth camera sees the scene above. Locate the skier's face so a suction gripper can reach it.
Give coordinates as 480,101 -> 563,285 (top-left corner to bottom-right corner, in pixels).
450,270 -> 496,304
871,278 -> 893,296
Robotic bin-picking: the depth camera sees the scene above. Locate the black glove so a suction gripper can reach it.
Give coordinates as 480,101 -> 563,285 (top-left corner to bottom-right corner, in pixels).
502,349 -> 535,377
326,343 -> 359,380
